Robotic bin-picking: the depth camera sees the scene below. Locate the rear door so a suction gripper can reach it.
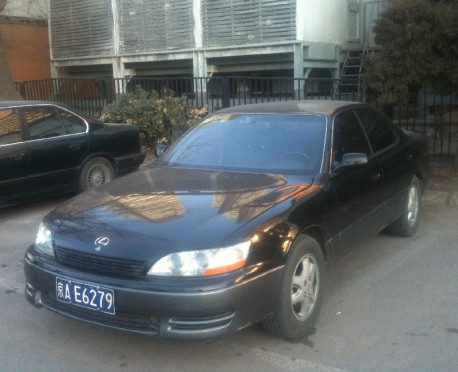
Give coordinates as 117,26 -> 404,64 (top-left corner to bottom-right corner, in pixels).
0,107 -> 28,204
24,105 -> 89,193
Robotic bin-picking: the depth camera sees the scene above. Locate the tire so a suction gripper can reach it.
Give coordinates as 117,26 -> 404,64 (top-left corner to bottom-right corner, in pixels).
263,235 -> 325,339
78,157 -> 114,192
386,175 -> 422,237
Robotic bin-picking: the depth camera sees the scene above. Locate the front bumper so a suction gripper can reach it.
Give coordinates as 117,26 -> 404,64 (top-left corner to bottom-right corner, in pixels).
24,246 -> 282,340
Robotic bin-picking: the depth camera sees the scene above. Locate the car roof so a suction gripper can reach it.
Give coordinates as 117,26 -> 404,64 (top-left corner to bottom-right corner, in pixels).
1,100 -> 363,115
0,100 -> 59,108
217,100 -> 363,115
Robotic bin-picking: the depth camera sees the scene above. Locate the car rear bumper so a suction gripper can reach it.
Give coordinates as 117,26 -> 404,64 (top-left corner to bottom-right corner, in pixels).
115,152 -> 146,176
24,246 -> 282,340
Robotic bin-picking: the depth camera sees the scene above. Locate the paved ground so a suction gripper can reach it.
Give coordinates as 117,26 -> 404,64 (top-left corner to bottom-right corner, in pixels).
0,161 -> 457,371
423,161 -> 458,207
1,199 -> 457,371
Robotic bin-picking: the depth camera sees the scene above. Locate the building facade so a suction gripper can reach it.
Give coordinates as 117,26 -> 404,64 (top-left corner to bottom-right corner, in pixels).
49,0 -> 387,81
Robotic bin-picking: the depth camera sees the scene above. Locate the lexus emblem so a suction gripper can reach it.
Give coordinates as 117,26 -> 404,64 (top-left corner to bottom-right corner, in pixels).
94,237 -> 110,252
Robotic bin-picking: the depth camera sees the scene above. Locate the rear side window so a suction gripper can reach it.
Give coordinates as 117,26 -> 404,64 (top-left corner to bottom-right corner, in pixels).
355,108 -> 398,153
0,109 -> 22,145
24,106 -> 66,140
57,108 -> 87,134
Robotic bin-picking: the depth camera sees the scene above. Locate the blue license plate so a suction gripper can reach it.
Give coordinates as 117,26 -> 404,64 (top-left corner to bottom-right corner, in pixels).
56,277 -> 115,315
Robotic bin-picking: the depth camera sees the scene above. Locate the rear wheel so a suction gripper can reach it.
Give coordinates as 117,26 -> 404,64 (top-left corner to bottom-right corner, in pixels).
263,235 -> 325,339
78,157 -> 114,192
386,175 -> 422,237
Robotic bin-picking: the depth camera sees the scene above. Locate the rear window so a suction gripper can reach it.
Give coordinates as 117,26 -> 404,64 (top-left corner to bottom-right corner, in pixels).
57,108 -> 87,134
355,108 -> 398,153
24,106 -> 66,140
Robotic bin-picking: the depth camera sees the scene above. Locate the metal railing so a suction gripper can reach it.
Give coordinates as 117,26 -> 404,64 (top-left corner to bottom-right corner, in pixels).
15,77 -> 457,160
15,77 -> 365,114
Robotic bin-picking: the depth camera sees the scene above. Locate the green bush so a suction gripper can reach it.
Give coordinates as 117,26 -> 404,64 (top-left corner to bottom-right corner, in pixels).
100,86 -> 196,147
365,0 -> 458,105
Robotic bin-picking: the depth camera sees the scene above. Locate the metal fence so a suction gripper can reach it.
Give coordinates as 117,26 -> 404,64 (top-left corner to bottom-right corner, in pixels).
15,77 -> 457,160
15,77 -> 365,115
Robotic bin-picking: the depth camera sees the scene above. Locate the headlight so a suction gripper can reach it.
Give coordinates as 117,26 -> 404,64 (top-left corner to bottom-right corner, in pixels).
148,241 -> 251,277
35,223 -> 54,257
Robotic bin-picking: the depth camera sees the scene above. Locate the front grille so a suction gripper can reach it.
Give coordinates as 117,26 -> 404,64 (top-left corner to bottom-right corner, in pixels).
42,293 -> 159,335
54,246 -> 145,278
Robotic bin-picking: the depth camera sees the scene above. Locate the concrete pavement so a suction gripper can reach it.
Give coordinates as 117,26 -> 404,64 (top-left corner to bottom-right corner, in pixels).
423,190 -> 458,208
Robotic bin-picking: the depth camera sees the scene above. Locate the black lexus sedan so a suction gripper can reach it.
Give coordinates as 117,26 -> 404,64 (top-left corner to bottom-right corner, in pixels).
0,101 -> 145,208
24,101 -> 430,340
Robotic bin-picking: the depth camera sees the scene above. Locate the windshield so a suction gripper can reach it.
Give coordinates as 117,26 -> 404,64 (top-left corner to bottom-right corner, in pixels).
161,113 -> 327,174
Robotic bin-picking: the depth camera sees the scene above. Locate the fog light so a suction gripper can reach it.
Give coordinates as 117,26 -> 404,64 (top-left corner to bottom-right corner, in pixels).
25,282 -> 34,297
34,290 -> 43,306
149,316 -> 160,327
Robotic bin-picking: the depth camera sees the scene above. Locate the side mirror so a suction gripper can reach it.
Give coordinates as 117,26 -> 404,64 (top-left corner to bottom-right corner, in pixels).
341,153 -> 368,167
333,153 -> 368,173
155,144 -> 170,158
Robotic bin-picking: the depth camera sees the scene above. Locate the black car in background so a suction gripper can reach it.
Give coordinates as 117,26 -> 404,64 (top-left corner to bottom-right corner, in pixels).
24,101 -> 430,340
0,101 -> 145,207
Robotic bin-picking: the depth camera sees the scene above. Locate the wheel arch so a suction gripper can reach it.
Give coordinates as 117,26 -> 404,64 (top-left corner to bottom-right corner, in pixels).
294,226 -> 328,264
414,170 -> 427,193
77,155 -> 117,192
78,153 -> 117,177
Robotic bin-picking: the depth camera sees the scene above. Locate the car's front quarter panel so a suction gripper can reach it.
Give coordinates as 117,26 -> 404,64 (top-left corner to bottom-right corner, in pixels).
226,182 -> 337,271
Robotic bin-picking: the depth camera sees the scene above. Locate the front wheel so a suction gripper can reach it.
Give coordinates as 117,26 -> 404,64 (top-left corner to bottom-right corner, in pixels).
386,175 -> 422,237
263,235 -> 325,339
78,157 -> 114,192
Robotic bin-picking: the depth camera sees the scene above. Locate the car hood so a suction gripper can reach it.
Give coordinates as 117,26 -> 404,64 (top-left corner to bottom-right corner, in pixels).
47,167 -> 316,261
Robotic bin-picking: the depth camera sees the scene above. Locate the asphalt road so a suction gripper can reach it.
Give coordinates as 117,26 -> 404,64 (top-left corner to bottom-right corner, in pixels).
0,196 -> 457,371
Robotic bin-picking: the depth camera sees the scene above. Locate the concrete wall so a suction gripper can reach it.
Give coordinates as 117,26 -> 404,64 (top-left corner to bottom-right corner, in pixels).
298,0 -> 361,46
48,0 -> 393,79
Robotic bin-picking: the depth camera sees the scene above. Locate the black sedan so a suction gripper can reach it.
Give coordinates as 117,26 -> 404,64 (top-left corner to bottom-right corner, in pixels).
24,101 -> 430,340
0,101 -> 145,208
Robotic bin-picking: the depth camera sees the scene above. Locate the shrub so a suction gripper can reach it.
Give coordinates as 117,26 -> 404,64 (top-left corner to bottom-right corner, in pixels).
100,86 -> 203,147
365,0 -> 458,105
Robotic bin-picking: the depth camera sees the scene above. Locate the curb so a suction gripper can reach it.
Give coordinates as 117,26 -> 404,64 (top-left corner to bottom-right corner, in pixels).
423,190 -> 458,208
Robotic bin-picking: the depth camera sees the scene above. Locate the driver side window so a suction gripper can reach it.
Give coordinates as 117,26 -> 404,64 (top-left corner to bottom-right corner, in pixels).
333,110 -> 371,166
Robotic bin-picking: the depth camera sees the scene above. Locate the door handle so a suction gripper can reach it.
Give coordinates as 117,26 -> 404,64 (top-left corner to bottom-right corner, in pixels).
8,152 -> 25,160
372,172 -> 381,182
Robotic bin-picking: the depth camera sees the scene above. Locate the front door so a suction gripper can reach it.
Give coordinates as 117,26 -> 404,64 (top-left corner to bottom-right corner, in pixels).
325,109 -> 385,261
